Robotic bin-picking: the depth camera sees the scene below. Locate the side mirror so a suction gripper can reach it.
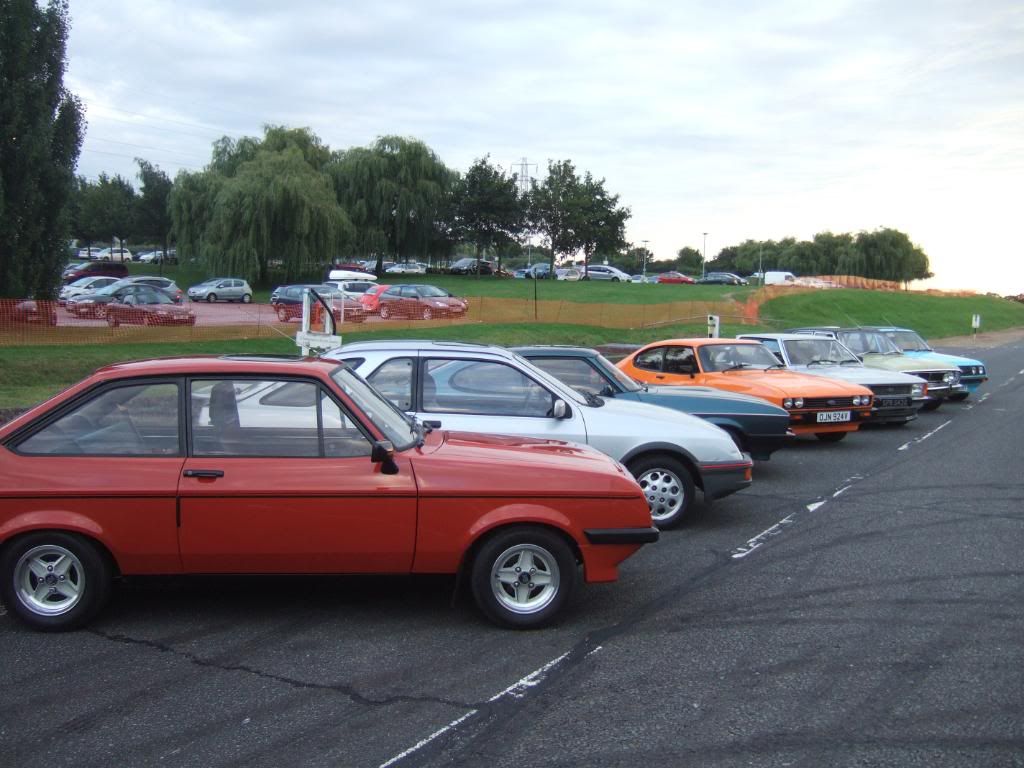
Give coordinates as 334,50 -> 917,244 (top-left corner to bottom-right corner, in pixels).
552,400 -> 568,419
371,440 -> 399,475
600,385 -> 617,397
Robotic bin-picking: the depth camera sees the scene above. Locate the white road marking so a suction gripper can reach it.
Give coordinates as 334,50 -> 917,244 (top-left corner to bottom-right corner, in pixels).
833,486 -> 852,497
898,419 -> 952,451
378,651 -> 575,767
731,513 -> 798,559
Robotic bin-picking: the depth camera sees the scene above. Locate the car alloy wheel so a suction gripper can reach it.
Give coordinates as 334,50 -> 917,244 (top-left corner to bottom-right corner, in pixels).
106,313 -> 119,327
241,294 -> 252,304
275,306 -> 288,322
421,307 -> 433,320
379,305 -> 391,320
470,526 -> 576,629
206,294 -> 217,303
628,454 -> 694,529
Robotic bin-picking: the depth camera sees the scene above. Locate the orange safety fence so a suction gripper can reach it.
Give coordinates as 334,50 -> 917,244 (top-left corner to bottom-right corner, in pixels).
0,296 -> 761,346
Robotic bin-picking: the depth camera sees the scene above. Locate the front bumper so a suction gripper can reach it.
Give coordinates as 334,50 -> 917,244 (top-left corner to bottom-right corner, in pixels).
699,459 -> 754,501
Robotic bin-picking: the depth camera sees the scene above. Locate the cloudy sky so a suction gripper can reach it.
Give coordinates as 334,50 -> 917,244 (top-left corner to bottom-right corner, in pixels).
65,0 -> 1023,295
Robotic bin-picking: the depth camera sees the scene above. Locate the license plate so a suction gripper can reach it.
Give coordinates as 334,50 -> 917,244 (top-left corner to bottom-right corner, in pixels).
879,398 -> 911,408
817,411 -> 850,423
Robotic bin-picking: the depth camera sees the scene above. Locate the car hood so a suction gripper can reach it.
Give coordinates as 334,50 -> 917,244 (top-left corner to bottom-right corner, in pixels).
412,429 -> 643,498
788,365 -> 926,387
900,350 -> 984,368
637,384 -> 788,416
700,369 -> 872,399
860,353 -> 957,374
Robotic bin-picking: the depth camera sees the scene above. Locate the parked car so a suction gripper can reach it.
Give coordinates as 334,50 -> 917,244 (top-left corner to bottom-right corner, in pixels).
59,276 -> 120,305
376,284 -> 468,320
868,326 -> 987,400
187,278 -> 253,303
124,276 -> 184,304
630,274 -> 645,283
358,283 -> 392,314
526,263 -> 552,279
696,272 -> 748,285
581,265 -> 631,282
616,338 -> 875,442
89,247 -> 134,263
0,299 -> 57,326
65,280 -> 176,318
322,280 -> 378,300
327,268 -> 377,282
513,346 -> 793,460
0,355 -> 657,630
61,261 -> 129,284
555,267 -> 582,281
386,262 -> 427,275
449,258 -> 493,275
270,284 -> 366,323
106,288 -> 196,327
786,327 -> 964,410
513,268 -> 529,279
327,340 -> 753,528
137,249 -> 177,264
656,271 -> 695,284
736,333 -> 928,424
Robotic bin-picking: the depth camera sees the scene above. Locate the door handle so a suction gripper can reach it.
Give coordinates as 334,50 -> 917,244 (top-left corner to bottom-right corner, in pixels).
655,375 -> 665,380
183,469 -> 224,478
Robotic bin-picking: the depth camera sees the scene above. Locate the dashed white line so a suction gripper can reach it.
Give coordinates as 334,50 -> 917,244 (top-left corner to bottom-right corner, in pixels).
731,513 -> 799,559
378,651 -> 575,767
898,419 -> 952,451
832,486 -> 852,497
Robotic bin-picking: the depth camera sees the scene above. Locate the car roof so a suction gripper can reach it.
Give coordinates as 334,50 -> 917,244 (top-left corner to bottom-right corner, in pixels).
93,355 -> 342,380
737,333 -> 828,342
511,346 -> 597,358
639,338 -> 762,348
333,339 -> 511,358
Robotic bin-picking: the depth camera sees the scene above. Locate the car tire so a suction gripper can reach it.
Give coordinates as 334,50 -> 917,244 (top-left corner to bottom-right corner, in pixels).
95,306 -> 107,319
0,532 -> 113,631
275,306 -> 288,322
948,392 -> 969,402
241,294 -> 252,304
421,307 -> 433,320
611,277 -> 619,282
470,526 -> 577,629
921,399 -> 943,411
379,305 -> 391,320
816,432 -> 847,442
106,314 -> 119,328
627,453 -> 695,529
206,294 -> 217,303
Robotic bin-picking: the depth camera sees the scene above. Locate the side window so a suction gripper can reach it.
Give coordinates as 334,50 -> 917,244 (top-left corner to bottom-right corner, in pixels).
366,358 -> 415,411
530,358 -> 608,395
17,382 -> 180,456
190,378 -> 368,458
424,359 -> 553,417
664,346 -> 695,374
633,348 -> 664,372
758,338 -> 784,362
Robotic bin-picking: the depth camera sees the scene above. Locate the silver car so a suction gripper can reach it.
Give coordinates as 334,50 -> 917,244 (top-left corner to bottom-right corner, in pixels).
326,340 -> 753,528
187,278 -> 253,303
737,333 -> 929,424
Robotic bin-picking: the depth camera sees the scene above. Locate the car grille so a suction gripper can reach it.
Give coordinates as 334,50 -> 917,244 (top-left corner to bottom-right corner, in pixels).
869,384 -> 913,396
802,396 -> 857,409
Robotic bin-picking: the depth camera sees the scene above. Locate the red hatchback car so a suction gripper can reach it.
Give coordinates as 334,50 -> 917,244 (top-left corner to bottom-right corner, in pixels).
376,284 -> 469,320
0,356 -> 657,631
656,271 -> 695,284
358,283 -> 392,315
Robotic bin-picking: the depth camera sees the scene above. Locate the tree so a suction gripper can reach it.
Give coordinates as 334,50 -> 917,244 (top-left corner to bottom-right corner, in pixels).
0,0 -> 84,298
855,228 -> 931,285
71,173 -> 136,252
575,172 -> 629,276
675,247 -> 703,274
527,159 -> 582,269
134,159 -> 172,247
454,156 -> 524,272
330,136 -> 453,272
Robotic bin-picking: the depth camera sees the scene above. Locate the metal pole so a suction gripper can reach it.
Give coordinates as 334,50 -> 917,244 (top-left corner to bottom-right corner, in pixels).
641,240 -> 649,277
702,232 -> 708,279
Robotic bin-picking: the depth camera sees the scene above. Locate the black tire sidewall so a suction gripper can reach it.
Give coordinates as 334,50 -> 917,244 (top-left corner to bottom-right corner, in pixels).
470,526 -> 577,629
0,532 -> 112,631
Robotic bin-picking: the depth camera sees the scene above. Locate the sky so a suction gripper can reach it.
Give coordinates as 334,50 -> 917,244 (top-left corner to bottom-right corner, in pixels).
64,0 -> 1024,295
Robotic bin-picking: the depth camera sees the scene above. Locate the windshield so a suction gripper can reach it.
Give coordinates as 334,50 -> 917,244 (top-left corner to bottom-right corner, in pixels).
886,330 -> 930,351
783,338 -> 860,366
698,343 -> 782,371
95,280 -> 132,296
330,365 -> 417,450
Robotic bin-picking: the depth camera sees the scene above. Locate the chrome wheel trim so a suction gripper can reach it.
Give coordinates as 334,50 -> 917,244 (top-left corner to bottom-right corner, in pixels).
490,543 -> 560,615
14,544 -> 85,617
637,467 -> 685,523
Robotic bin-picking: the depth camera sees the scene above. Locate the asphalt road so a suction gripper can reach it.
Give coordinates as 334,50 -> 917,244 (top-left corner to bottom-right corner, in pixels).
1,339 -> 1022,768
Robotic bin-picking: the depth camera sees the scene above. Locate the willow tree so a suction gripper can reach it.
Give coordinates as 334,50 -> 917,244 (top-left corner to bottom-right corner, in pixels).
168,169 -> 222,262
329,136 -> 453,272
208,147 -> 352,284
0,0 -> 83,298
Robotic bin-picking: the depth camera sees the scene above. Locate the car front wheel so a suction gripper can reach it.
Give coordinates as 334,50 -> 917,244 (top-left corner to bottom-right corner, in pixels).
0,532 -> 113,631
470,526 -> 577,629
241,294 -> 252,304
379,305 -> 391,320
628,454 -> 695,529
205,294 -> 217,303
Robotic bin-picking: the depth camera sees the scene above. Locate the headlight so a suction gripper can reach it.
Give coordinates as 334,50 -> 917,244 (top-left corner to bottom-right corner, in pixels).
911,383 -> 925,397
793,397 -> 804,408
783,398 -> 793,408
943,372 -> 954,383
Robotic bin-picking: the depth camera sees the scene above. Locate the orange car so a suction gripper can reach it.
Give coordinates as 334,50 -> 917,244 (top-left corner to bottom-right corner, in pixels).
617,338 -> 874,442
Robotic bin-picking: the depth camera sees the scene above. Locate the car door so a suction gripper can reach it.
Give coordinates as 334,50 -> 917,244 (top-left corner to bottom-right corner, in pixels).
359,355 -> 589,446
178,376 -> 418,573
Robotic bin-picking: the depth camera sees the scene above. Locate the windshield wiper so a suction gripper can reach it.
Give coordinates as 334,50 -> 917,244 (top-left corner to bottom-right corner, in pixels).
765,363 -> 786,370
583,392 -> 605,407
723,363 -> 750,371
839,359 -> 860,365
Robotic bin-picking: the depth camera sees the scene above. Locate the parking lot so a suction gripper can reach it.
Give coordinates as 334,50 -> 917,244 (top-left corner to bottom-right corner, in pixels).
1,338 -> 1022,767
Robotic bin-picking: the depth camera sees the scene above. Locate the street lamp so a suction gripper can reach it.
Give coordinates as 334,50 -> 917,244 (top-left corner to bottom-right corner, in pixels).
641,239 -> 649,277
702,232 -> 708,279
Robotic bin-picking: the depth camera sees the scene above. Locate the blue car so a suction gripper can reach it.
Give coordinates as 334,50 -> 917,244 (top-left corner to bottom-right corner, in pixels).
512,346 -> 793,460
871,327 -> 987,400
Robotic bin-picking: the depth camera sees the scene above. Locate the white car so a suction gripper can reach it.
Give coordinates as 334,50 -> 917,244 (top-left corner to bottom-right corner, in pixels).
736,333 -> 929,424
386,262 -> 427,275
581,264 -> 632,282
90,247 -> 134,262
322,279 -> 378,299
59,276 -> 120,304
555,267 -> 582,281
326,340 -> 753,528
328,268 -> 378,282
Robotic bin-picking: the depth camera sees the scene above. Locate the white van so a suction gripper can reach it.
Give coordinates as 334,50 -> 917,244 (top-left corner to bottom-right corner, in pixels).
764,271 -> 796,286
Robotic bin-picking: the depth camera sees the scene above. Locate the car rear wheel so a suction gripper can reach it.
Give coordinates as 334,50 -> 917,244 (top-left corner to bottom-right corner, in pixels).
0,532 -> 113,631
628,454 -> 695,529
470,526 -> 576,629
206,294 -> 217,303
816,432 -> 847,442
421,307 -> 433,320
241,294 -> 252,304
275,306 -> 288,322
379,305 -> 391,320
106,313 -> 119,328
94,306 -> 107,319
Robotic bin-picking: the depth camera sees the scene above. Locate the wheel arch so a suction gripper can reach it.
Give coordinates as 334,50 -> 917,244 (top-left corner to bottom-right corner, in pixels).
456,520 -> 583,585
1,526 -> 122,578
619,443 -> 702,490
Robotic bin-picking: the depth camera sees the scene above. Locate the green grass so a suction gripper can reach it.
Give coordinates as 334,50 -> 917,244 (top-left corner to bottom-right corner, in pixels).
759,289 -> 1024,338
